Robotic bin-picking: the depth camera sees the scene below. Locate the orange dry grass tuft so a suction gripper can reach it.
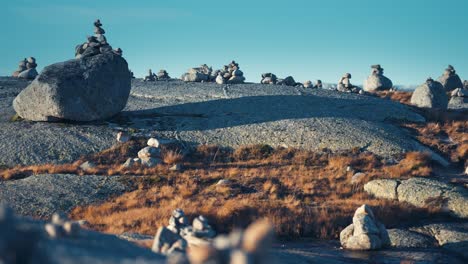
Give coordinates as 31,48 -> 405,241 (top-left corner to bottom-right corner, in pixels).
383,152 -> 432,178
375,91 -> 413,105
162,150 -> 184,165
69,146 -> 442,240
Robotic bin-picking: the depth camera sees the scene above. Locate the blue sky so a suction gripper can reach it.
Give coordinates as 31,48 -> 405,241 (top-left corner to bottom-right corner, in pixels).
1,0 -> 467,85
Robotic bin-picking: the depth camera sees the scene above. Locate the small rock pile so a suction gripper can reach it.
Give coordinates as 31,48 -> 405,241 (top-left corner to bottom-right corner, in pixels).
260,73 -> 278,84
75,19 -> 122,59
144,69 -> 157,82
438,65 -> 463,91
277,76 -> 298,86
157,69 -> 171,80
315,80 -> 323,88
340,204 -> 390,250
411,78 -> 448,109
121,137 -> 164,168
337,73 -> 362,93
303,80 -> 322,89
181,64 -> 213,82
12,57 -> 38,80
152,209 -> 216,255
363,64 -> 393,92
45,212 -> 81,239
449,85 -> 468,110
213,60 -> 246,84
188,219 -> 274,264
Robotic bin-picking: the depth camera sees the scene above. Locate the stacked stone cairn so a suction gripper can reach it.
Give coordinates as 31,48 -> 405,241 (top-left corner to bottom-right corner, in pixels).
181,64 -> 213,82
337,73 -> 362,93
152,209 -> 216,255
122,137 -> 164,168
438,65 -> 463,91
410,77 -> 448,109
75,19 -> 122,59
213,60 -> 246,84
157,69 -> 171,80
261,73 -> 278,84
144,69 -> 157,82
13,57 -> 38,79
363,64 -> 393,92
45,212 -> 81,239
448,86 -> 468,110
340,204 -> 390,250
314,80 -> 323,88
303,80 -> 313,88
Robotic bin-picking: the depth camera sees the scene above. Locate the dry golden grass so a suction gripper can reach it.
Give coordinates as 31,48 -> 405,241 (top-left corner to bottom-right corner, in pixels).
375,91 -> 413,105
66,145 -> 443,240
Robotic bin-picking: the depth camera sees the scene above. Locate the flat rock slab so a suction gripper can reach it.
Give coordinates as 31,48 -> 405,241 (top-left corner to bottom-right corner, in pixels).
365,178 -> 468,218
0,174 -> 128,218
0,77 -> 116,167
121,79 -> 425,158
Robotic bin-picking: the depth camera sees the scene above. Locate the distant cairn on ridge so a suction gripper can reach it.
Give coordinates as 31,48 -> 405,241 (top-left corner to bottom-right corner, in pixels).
181,60 -> 246,84
438,65 -> 463,91
12,57 -> 38,80
75,19 -> 122,59
363,64 -> 393,92
337,73 -> 362,93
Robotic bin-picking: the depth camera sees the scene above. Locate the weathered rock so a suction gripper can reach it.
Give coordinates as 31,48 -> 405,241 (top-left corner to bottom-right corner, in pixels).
138,146 -> 161,159
448,96 -> 468,111
303,80 -> 313,88
340,205 -> 390,250
147,138 -> 160,148
17,68 -> 38,80
228,75 -> 246,84
387,229 -> 436,248
410,79 -> 448,109
397,178 -> 468,218
122,158 -> 135,168
439,68 -> 463,91
216,74 -> 226,85
152,226 -> 187,255
411,223 -> 468,258
279,76 -> 296,86
364,74 -> 393,92
13,53 -> 131,121
351,172 -> 366,183
364,179 -> 399,200
79,161 -> 96,171
141,157 -> 163,168
116,131 -> 130,143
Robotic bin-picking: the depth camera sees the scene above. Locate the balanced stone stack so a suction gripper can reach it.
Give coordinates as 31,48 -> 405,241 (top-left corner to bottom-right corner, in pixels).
337,73 -> 361,93
438,65 -> 463,91
156,69 -> 171,80
13,57 -> 38,80
340,204 -> 390,250
144,69 -> 157,82
74,19 -> 122,59
261,73 -> 278,84
214,60 -> 246,84
410,78 -> 448,109
448,87 -> 468,110
314,80 -> 323,88
181,64 -> 212,82
13,19 -> 131,121
152,209 -> 216,255
363,64 -> 393,92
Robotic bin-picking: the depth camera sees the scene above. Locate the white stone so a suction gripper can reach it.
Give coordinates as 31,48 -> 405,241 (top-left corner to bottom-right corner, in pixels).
147,138 -> 160,148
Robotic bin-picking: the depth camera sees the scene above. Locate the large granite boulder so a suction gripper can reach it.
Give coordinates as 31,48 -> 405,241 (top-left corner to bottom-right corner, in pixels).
340,204 -> 390,250
13,52 -> 131,121
410,78 -> 448,109
438,65 -> 463,91
363,64 -> 393,91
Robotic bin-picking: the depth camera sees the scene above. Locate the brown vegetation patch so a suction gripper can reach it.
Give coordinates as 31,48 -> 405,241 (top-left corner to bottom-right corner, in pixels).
67,145 -> 442,240
375,91 -> 413,105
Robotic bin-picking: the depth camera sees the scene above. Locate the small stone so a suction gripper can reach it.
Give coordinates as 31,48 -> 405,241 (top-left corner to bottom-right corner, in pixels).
63,221 -> 80,236
133,158 -> 142,165
116,132 -> 130,143
138,146 -> 161,159
351,172 -> 366,183
147,138 -> 160,148
79,161 -> 96,171
217,179 -> 232,186
170,164 -> 182,171
45,223 -> 64,239
172,208 -> 185,219
193,216 -> 209,231
303,80 -> 313,88
141,157 -> 163,168
122,158 -> 135,168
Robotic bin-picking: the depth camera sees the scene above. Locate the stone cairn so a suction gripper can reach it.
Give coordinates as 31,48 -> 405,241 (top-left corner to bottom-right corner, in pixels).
213,60 -> 246,84
314,80 -> 323,88
261,73 -> 278,84
363,64 -> 393,92
410,77 -> 448,109
340,204 -> 390,250
122,137 -> 164,168
152,208 -> 216,255
181,64 -> 213,82
45,212 -> 82,239
12,57 -> 38,80
303,80 -> 322,89
438,65 -> 464,91
144,69 -> 157,82
157,69 -> 171,80
337,73 -> 362,93
75,19 -> 122,59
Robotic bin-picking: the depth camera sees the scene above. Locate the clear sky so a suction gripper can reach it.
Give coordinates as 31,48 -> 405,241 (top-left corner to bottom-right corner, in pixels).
1,0 -> 467,86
